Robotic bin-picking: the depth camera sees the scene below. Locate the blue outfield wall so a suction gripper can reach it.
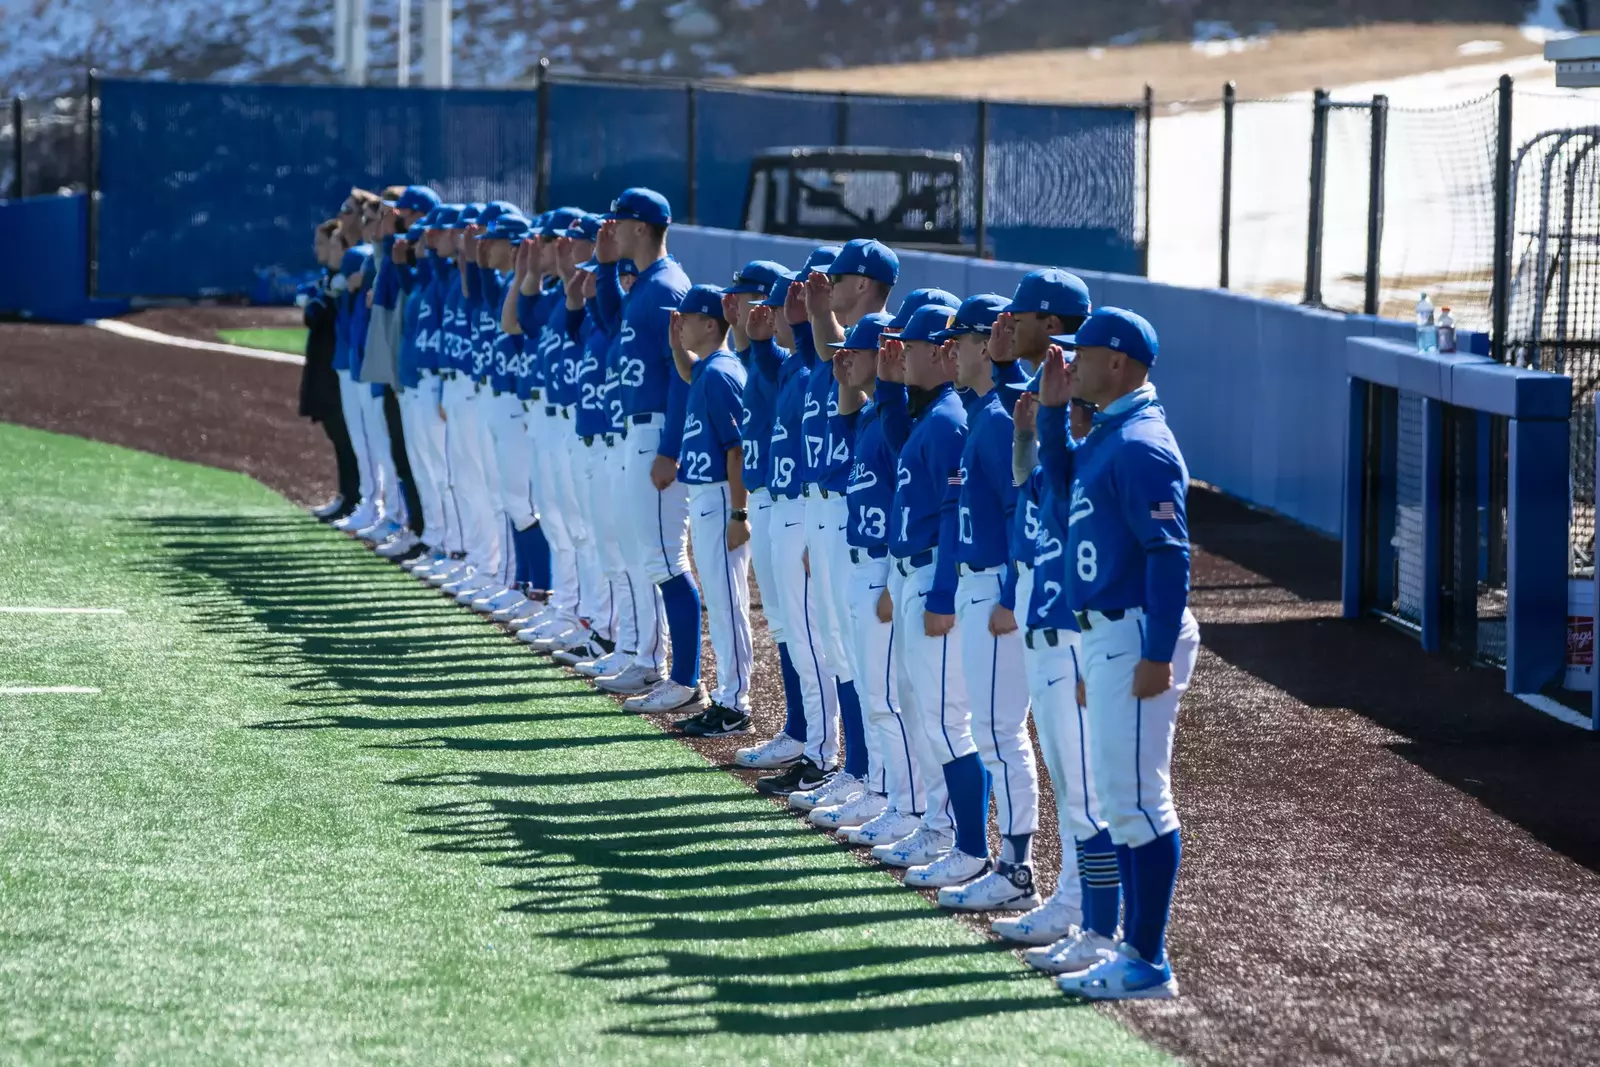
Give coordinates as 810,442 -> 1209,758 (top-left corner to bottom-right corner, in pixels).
0,194 -> 130,322
672,225 -> 1415,538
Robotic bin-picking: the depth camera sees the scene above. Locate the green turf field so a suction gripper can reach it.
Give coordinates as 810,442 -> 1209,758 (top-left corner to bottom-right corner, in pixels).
0,423 -> 1170,1067
217,327 -> 308,355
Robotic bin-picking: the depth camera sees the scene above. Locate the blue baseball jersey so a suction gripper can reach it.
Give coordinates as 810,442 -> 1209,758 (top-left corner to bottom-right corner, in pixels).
679,351 -> 748,485
441,270 -> 472,374
766,334 -> 813,500
331,285 -> 354,373
572,308 -> 609,437
883,381 -> 968,614
1039,385 -> 1191,662
845,401 -> 896,550
549,304 -> 584,408
1017,466 -> 1077,632
951,388 -> 1021,608
599,256 -> 693,456
396,257 -> 431,389
603,331 -> 628,435
514,282 -> 558,397
799,338 -> 835,486
737,344 -> 780,494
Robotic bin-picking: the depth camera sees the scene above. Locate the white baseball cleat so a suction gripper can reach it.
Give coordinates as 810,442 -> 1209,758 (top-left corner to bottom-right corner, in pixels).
310,494 -> 345,519
470,588 -> 514,612
788,771 -> 860,814
733,733 -> 805,770
1055,944 -> 1178,1001
333,503 -> 376,533
840,808 -> 920,847
375,529 -> 419,558
905,848 -> 989,889
532,626 -> 590,652
423,561 -> 466,586
622,680 -> 705,713
937,863 -> 1041,912
594,663 -> 661,696
491,595 -> 535,622
439,568 -> 479,595
991,890 -> 1084,945
355,518 -> 399,544
454,579 -> 499,604
811,789 -> 886,831
1024,928 -> 1121,976
873,827 -> 954,869
403,549 -> 444,573
573,650 -> 625,679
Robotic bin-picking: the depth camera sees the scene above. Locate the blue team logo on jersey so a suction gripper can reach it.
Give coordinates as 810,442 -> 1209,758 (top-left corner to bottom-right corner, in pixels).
896,461 -> 911,490
847,462 -> 877,493
1068,480 -> 1095,527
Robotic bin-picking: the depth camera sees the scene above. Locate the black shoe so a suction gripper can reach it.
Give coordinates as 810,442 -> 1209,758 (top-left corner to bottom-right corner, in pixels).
672,706 -> 713,733
684,704 -> 752,738
756,757 -> 828,797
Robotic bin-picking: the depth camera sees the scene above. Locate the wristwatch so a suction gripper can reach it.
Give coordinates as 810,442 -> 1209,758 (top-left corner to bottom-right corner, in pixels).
730,509 -> 749,522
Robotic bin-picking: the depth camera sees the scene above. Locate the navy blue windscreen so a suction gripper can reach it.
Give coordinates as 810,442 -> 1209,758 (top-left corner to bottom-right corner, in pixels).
95,79 -> 540,298
985,102 -> 1142,275
692,87 -> 838,230
543,79 -> 689,220
842,96 -> 981,239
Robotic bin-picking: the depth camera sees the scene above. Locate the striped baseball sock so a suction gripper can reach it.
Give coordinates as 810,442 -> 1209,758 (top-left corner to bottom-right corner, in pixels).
1078,829 -> 1121,937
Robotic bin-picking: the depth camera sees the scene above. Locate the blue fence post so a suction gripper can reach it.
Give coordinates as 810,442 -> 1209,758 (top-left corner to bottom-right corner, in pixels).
1342,375 -> 1367,618
1419,396 -> 1444,653
1507,414 -> 1571,692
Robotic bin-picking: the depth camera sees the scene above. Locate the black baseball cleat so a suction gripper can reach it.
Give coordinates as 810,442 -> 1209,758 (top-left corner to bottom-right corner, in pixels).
672,706 -> 712,733
683,704 -> 752,738
756,757 -> 830,797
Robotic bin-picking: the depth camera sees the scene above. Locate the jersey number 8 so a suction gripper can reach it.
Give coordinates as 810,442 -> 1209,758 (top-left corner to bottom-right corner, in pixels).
1076,540 -> 1098,582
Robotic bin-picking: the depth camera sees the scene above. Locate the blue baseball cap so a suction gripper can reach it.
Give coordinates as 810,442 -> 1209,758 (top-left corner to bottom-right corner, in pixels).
541,206 -> 584,238
887,287 -> 961,331
727,260 -> 789,296
566,213 -> 602,241
826,238 -> 899,286
803,245 -> 842,274
1005,268 -> 1092,318
619,258 -> 639,277
485,199 -> 519,219
899,303 -> 960,344
483,214 -> 532,243
607,187 -> 672,226
933,293 -> 1010,342
668,283 -> 727,322
396,185 -> 441,213
759,269 -> 800,308
340,243 -> 372,276
405,222 -> 426,243
451,202 -> 486,229
426,204 -> 462,230
1057,307 -> 1158,367
827,311 -> 895,351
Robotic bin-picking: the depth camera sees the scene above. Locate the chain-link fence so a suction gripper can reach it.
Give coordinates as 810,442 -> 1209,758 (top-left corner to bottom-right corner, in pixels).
0,93 -> 90,201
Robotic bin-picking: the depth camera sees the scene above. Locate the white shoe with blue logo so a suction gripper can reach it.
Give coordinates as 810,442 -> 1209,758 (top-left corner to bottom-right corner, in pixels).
1055,944 -> 1178,1001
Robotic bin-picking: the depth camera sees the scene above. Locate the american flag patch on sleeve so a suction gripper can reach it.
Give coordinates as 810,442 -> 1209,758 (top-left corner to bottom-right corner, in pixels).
1150,501 -> 1177,520
948,470 -> 965,486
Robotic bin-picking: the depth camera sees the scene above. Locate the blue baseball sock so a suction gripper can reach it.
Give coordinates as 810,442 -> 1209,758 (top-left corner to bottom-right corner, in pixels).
838,680 -> 868,779
1127,830 -> 1181,967
515,521 -> 552,591
941,752 -> 990,859
658,572 -> 702,688
777,643 -> 806,742
1002,833 -> 1032,866
1078,828 -> 1121,937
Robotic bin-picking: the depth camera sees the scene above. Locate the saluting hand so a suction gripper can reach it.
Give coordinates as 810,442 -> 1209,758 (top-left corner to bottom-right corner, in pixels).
595,219 -> 622,264
1014,391 -> 1038,435
783,280 -> 808,326
580,270 -> 597,301
721,292 -> 741,328
392,238 -> 409,264
746,303 -> 776,342
877,337 -> 906,383
1038,344 -> 1073,408
988,312 -> 1017,363
668,310 -> 686,356
804,271 -> 832,317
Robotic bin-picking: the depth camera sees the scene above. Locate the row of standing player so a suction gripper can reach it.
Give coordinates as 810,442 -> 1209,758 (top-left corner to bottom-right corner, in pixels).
314,182 -> 1200,1003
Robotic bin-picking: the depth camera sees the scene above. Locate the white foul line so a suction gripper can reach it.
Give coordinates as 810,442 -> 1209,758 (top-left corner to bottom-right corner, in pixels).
91,319 -> 306,366
0,607 -> 126,615
1515,692 -> 1597,731
0,686 -> 101,695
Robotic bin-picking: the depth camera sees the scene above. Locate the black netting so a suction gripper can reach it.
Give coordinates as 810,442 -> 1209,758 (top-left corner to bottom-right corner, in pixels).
0,94 -> 90,201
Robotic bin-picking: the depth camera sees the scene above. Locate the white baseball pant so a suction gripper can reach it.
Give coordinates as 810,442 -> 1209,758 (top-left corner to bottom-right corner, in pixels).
470,383 -> 506,581
803,490 -> 854,685
336,369 -> 376,510
891,556 -> 976,835
441,375 -> 498,571
359,384 -> 404,523
747,488 -> 782,644
956,566 -> 1040,839
620,415 -> 686,673
398,373 -> 454,552
555,421 -> 610,629
846,551 -> 922,813
485,391 -> 535,587
569,434 -> 615,640
597,434 -> 643,654
528,406 -> 579,621
1079,607 -> 1201,849
688,482 -> 754,713
769,494 -> 839,769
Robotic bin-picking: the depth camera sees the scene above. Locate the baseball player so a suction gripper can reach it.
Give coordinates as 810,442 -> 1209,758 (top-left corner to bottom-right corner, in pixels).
330,232 -> 385,538
349,194 -> 409,548
591,188 -> 700,710
1036,308 -> 1199,1002
664,285 -> 754,731
729,250 -> 839,774
302,222 -> 359,524
869,301 -> 973,878
924,291 -> 1047,912
571,256 -> 644,681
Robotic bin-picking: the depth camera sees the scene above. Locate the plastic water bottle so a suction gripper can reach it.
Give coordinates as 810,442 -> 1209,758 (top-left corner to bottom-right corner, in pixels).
1437,306 -> 1457,354
1415,293 -> 1437,353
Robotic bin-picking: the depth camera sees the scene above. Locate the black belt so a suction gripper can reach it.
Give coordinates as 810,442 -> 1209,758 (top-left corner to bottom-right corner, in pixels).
631,412 -> 657,425
492,388 -> 504,397
527,388 -> 541,400
603,433 -> 617,447
544,405 -> 557,416
582,435 -> 595,445
1074,608 -> 1126,631
851,545 -> 889,564
1025,627 -> 1060,649
441,370 -> 456,379
801,483 -> 837,499
894,550 -> 935,575
560,407 -> 571,419
960,563 -> 998,576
